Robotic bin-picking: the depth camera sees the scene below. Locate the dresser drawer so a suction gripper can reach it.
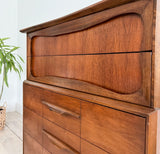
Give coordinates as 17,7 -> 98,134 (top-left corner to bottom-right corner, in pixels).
81,102 -> 146,154
29,52 -> 151,106
81,140 -> 108,154
24,132 -> 43,154
23,83 -> 43,116
24,107 -> 42,144
42,90 -> 81,136
43,118 -> 80,154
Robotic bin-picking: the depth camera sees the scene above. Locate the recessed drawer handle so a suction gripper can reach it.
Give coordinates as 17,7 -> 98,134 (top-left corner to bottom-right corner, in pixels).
43,129 -> 79,154
41,101 -> 80,119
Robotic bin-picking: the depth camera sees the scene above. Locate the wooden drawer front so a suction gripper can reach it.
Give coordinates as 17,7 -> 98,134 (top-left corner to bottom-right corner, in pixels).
81,102 -> 146,154
24,132 -> 42,154
81,140 -> 108,154
42,90 -> 81,136
24,107 -> 42,144
29,52 -> 151,106
23,83 -> 43,115
43,118 -> 80,154
31,53 -> 143,95
31,14 -> 143,56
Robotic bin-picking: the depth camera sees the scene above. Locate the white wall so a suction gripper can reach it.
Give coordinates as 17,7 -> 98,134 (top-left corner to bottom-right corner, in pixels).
0,0 -> 18,112
16,0 -> 101,114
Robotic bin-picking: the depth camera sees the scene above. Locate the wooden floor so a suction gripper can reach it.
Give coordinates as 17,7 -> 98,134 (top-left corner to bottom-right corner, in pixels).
0,112 -> 23,154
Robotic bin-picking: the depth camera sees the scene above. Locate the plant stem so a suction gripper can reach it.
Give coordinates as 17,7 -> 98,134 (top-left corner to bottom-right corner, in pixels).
0,65 -> 5,105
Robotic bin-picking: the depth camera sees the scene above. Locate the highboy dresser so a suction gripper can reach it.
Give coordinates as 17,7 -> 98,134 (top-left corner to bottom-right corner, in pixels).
21,0 -> 160,153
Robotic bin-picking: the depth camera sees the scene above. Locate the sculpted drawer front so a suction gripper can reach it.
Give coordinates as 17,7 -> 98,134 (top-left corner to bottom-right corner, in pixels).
81,102 -> 146,154
24,132 -> 43,154
43,118 -> 80,154
27,13 -> 152,106
42,89 -> 81,136
23,107 -> 42,144
28,52 -> 151,106
23,83 -> 43,116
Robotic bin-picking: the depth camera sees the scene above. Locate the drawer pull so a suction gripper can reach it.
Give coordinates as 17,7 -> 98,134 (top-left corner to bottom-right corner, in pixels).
42,101 -> 80,119
43,129 -> 79,154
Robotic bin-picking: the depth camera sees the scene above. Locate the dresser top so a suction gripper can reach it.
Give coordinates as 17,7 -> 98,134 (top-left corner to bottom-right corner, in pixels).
20,0 -> 139,33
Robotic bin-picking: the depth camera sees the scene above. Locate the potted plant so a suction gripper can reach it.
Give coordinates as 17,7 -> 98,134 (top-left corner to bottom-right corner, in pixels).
0,38 -> 24,129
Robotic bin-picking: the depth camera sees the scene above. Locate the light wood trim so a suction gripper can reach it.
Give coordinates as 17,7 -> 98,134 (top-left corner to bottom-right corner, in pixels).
42,100 -> 80,119
42,129 -> 79,154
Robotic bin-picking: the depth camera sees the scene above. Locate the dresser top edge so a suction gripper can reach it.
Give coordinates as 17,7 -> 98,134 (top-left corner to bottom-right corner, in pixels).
20,0 -> 145,33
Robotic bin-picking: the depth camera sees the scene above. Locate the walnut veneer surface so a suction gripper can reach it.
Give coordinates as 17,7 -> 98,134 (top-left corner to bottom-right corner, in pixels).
21,0 -> 160,153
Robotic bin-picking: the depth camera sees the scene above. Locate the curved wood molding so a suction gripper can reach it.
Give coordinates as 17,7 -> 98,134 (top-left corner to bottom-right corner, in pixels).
28,52 -> 151,106
31,53 -> 143,95
20,0 -> 144,33
31,14 -> 143,55
26,0 -> 152,106
28,0 -> 152,51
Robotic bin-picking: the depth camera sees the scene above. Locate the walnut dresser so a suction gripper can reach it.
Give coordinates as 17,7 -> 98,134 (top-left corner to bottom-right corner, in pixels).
20,0 -> 160,153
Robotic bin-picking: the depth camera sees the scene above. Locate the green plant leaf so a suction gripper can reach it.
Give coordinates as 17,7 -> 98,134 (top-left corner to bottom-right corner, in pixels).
17,55 -> 24,63
0,37 -> 24,89
1,37 -> 10,41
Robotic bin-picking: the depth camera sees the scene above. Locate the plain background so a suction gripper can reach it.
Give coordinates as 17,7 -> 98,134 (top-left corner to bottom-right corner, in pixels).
0,0 -> 101,114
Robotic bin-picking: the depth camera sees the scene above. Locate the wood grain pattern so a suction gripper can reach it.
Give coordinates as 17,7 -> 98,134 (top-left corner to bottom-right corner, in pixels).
23,107 -> 42,145
20,0 -> 140,33
157,110 -> 160,153
29,52 -> 151,106
23,83 -> 43,116
21,0 -> 160,153
81,102 -> 146,154
145,111 -> 158,154
152,0 -> 160,108
28,0 -> 152,51
43,118 -> 80,152
25,0 -> 153,108
81,140 -> 109,154
31,53 -> 143,94
31,14 -> 143,56
24,80 -> 155,117
43,149 -> 50,154
24,132 -> 42,154
42,88 -> 81,136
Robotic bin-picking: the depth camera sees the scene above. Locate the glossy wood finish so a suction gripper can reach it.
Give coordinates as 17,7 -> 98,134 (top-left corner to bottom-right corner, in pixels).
145,111 -> 158,154
43,118 -> 80,153
32,53 -> 142,94
23,83 -> 43,116
24,0 -> 153,107
81,102 -> 146,154
42,88 -> 81,136
81,140 -> 108,154
24,80 -> 154,117
22,0 -> 160,153
27,0 -> 152,52
32,14 -> 143,56
24,132 -> 42,154
30,52 -> 151,106
23,107 -> 42,144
